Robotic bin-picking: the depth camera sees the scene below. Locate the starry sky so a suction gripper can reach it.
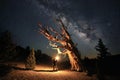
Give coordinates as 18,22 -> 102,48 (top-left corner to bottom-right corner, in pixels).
0,0 -> 120,58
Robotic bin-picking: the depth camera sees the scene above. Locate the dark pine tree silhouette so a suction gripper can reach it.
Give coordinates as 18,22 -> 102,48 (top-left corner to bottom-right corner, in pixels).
0,31 -> 16,62
95,39 -> 112,80
95,39 -> 111,59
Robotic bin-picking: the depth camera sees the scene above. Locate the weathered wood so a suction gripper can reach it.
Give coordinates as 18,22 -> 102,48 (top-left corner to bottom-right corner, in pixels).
38,19 -> 83,71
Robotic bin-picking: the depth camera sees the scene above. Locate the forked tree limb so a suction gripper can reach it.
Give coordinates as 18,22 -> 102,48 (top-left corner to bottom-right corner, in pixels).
38,19 -> 84,71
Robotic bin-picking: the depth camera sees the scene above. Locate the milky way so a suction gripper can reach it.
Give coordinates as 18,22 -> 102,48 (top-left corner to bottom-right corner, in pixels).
0,0 -> 120,58
35,0 -> 120,57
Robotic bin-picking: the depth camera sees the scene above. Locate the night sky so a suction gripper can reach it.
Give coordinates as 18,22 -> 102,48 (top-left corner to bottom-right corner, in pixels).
0,0 -> 120,58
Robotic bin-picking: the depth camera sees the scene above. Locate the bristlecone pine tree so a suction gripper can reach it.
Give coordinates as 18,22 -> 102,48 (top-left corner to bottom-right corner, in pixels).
95,39 -> 111,59
38,19 -> 84,71
25,48 -> 36,70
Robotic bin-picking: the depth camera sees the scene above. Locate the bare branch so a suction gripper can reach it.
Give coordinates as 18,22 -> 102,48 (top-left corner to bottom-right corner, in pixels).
38,23 -> 65,43
38,19 -> 83,71
58,19 -> 70,39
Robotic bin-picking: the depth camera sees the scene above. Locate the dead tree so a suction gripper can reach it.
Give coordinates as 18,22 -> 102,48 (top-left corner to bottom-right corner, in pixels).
38,19 -> 83,71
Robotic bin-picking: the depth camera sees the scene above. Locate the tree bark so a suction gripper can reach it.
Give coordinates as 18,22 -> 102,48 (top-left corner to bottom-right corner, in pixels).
38,19 -> 83,71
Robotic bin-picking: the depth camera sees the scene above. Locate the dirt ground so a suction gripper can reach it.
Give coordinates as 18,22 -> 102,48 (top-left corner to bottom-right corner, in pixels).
0,63 -> 97,80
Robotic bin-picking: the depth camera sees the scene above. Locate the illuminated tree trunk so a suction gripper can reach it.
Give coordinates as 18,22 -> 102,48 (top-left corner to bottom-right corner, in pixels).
38,19 -> 83,71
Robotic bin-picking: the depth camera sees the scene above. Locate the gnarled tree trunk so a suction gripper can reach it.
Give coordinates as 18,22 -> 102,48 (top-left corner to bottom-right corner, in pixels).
38,19 -> 83,71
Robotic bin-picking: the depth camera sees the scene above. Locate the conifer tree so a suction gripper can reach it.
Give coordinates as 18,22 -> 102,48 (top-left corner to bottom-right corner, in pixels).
95,39 -> 111,59
25,48 -> 36,70
0,31 -> 16,62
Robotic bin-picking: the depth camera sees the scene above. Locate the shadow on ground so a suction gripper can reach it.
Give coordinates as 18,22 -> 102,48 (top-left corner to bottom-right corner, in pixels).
0,64 -> 13,77
34,70 -> 58,72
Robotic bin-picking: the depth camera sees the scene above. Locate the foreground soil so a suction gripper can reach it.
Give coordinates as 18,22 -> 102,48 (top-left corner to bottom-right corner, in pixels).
0,64 -> 97,80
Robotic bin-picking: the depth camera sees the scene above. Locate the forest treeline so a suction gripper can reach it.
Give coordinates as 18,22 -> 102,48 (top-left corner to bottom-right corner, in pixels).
0,30 -> 52,64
